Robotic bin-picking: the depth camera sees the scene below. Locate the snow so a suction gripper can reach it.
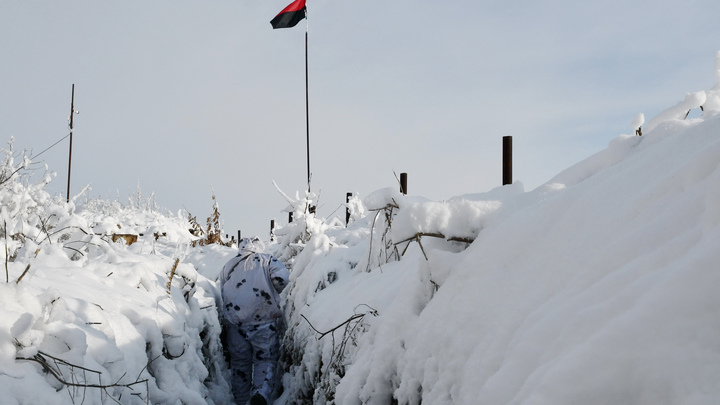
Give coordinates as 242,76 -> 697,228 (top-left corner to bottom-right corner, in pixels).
631,112 -> 645,131
2,52 -> 720,404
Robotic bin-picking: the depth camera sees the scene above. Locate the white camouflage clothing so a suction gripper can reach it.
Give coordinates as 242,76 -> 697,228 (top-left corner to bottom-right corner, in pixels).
219,237 -> 289,404
220,238 -> 289,326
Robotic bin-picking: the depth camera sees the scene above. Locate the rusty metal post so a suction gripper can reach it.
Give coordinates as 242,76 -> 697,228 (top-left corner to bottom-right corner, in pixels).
400,172 -> 408,195
346,192 -> 352,226
503,136 -> 512,186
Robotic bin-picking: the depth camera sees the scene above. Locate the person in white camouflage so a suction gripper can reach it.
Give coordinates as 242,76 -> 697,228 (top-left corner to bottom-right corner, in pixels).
220,237 -> 289,405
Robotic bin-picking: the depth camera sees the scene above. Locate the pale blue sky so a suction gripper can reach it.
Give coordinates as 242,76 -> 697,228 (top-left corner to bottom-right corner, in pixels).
2,0 -> 719,238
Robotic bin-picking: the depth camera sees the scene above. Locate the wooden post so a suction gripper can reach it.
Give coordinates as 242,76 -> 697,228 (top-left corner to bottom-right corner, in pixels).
503,136 -> 512,186
400,172 -> 408,195
289,212 -> 293,223
270,220 -> 276,241
237,230 -> 241,242
346,192 -> 352,226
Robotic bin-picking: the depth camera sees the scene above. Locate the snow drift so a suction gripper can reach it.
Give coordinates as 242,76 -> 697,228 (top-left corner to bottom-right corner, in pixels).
275,52 -> 720,405
0,156 -> 236,405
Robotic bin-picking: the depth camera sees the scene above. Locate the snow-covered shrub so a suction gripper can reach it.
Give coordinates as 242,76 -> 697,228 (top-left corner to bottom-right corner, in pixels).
275,183 -> 505,404
0,140 -> 233,404
1,138 -> 57,279
269,185 -> 331,265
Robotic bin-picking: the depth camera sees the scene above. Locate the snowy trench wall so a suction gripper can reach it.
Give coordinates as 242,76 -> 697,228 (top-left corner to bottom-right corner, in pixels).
272,54 -> 720,405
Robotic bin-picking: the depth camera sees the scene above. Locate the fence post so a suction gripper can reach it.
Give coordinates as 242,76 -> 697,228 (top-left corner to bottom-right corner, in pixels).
503,136 -> 512,186
66,84 -> 76,203
346,192 -> 352,226
400,172 -> 408,195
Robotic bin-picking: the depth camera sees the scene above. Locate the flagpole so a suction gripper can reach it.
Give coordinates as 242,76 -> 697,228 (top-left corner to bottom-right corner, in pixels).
270,0 -> 310,194
304,8 -> 311,194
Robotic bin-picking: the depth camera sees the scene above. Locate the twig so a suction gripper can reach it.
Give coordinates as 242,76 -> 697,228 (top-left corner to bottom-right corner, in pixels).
37,214 -> 58,244
16,263 -> 30,283
62,245 -> 85,257
394,232 -> 476,260
4,220 -> 8,283
16,352 -> 148,390
136,353 -> 163,382
301,305 -> 378,340
394,232 -> 446,245
0,165 -> 24,187
416,237 -> 428,261
49,225 -> 90,237
301,313 -> 365,340
16,351 -> 151,404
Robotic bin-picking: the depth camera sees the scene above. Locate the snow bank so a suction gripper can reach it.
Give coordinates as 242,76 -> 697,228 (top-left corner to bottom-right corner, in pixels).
275,53 -> 720,405
0,146 -> 235,405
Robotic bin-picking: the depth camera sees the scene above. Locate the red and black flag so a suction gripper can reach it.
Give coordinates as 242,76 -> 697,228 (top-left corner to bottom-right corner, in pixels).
270,0 -> 307,29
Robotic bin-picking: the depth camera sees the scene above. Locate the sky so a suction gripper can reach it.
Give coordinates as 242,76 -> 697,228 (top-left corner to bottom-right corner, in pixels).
2,0 -> 720,238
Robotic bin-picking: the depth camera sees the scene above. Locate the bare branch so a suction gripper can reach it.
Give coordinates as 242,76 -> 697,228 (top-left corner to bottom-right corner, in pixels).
301,312 -> 367,340
16,263 -> 30,284
16,351 -> 150,404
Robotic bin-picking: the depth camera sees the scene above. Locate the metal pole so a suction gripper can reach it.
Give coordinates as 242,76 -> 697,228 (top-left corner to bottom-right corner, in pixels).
66,84 -> 75,202
503,136 -> 512,186
305,13 -> 311,194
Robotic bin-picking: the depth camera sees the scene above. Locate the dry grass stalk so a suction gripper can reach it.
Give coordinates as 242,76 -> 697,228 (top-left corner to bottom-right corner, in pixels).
167,258 -> 180,293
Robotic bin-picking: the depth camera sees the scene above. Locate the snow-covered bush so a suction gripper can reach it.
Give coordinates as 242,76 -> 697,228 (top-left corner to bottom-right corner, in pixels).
274,184 -> 506,404
0,144 -> 234,404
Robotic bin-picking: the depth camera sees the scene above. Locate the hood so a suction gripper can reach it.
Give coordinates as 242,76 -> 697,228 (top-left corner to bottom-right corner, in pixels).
237,237 -> 265,255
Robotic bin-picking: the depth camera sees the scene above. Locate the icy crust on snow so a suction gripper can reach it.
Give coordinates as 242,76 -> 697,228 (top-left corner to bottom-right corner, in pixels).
275,59 -> 720,405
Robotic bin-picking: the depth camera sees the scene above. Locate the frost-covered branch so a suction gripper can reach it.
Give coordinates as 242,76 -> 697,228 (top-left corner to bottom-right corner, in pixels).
16,351 -> 150,405
301,313 -> 367,340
